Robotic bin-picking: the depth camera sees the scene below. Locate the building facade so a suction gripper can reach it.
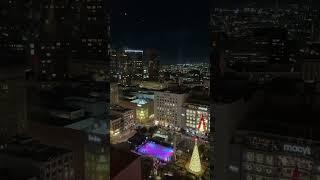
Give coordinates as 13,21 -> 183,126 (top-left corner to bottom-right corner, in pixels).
154,91 -> 188,128
227,131 -> 320,180
110,105 -> 135,136
184,103 -> 210,134
110,115 -> 122,137
110,83 -> 119,105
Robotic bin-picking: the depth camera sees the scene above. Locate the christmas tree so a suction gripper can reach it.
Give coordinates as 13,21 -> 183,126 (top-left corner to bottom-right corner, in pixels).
187,138 -> 202,175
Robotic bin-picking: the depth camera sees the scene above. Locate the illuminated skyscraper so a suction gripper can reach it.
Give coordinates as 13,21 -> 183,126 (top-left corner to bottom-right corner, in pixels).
30,0 -> 72,85
31,0 -> 109,84
110,49 -> 129,84
125,49 -> 144,82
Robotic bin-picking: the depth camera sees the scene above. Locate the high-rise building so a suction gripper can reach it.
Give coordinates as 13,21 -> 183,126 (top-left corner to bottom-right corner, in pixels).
79,0 -> 108,62
34,0 -> 71,83
30,0 -> 109,83
110,49 -> 130,85
125,49 -> 144,82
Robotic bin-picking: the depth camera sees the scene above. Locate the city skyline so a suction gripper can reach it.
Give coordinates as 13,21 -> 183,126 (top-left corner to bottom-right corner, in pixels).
111,0 -> 210,64
4,0 -> 320,180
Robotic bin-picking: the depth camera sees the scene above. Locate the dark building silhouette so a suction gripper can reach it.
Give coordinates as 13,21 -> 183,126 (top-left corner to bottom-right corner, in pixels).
146,48 -> 160,81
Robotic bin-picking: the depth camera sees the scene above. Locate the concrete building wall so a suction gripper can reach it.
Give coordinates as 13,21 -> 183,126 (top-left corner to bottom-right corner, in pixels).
112,157 -> 141,180
213,93 -> 263,180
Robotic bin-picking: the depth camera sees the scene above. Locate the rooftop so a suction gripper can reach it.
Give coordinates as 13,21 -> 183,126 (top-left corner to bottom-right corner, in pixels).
65,118 -> 107,135
110,105 -> 133,113
0,136 -> 71,162
131,98 -> 148,105
64,96 -> 104,104
31,112 -> 91,127
185,98 -> 210,106
155,87 -> 189,95
49,105 -> 82,112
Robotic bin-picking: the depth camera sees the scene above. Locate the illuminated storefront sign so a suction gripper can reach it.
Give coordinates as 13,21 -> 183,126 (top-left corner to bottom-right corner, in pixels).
283,144 -> 311,156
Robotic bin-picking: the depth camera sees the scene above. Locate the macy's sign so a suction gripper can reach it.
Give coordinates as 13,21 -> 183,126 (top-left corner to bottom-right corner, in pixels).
283,144 -> 311,156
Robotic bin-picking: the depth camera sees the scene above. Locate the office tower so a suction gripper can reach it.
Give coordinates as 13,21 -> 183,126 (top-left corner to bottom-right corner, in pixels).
253,28 -> 289,63
26,1 -> 109,180
31,0 -> 109,83
79,0 -> 108,62
125,49 -> 144,82
34,0 -> 71,83
110,49 -> 144,85
110,49 -> 130,84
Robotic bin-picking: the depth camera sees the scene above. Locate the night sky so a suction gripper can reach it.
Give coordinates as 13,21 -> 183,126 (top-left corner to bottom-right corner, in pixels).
111,0 -> 210,64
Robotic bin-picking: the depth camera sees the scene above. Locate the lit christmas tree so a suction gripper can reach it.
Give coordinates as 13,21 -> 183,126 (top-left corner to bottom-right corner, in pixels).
186,138 -> 202,175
